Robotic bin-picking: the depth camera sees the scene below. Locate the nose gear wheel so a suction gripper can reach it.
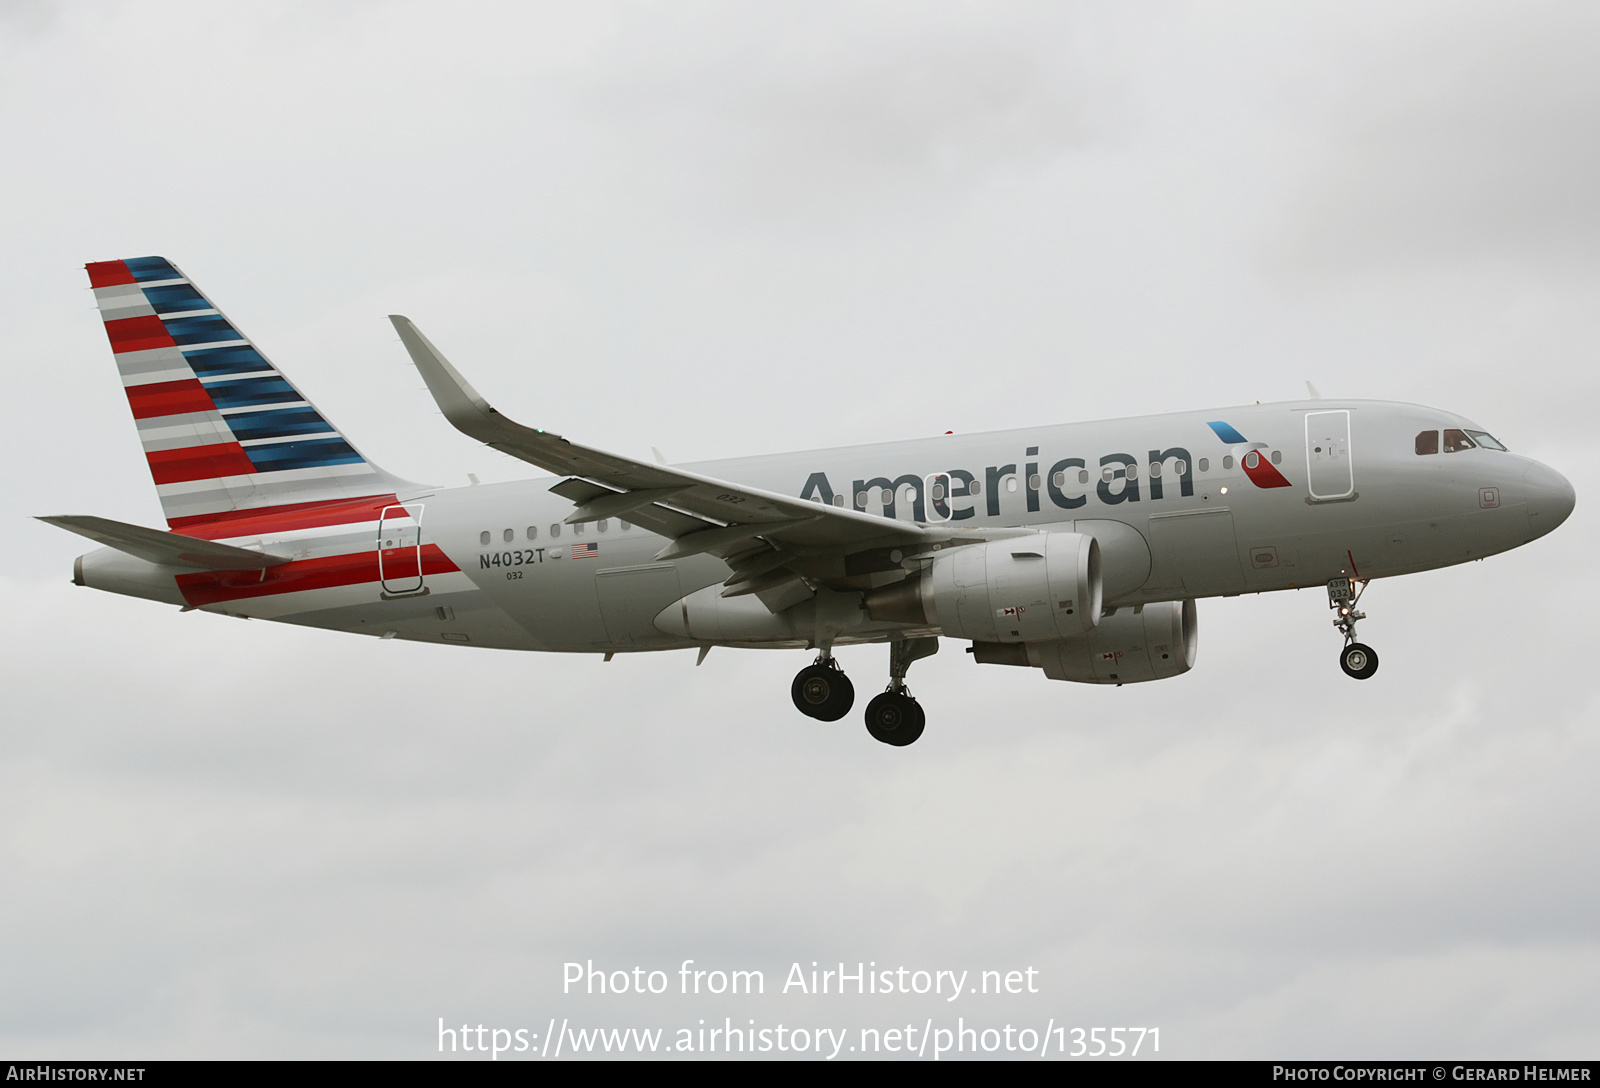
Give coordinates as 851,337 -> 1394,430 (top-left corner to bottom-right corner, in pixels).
1340,642 -> 1379,680
1327,577 -> 1379,680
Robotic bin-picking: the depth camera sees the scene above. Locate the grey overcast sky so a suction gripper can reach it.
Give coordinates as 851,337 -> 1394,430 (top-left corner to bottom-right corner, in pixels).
1,0 -> 1595,1059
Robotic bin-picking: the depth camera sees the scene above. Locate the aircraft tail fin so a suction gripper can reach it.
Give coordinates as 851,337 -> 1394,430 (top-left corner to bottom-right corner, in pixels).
86,257 -> 405,531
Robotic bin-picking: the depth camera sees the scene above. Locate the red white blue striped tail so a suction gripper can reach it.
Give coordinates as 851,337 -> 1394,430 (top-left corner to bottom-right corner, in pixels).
86,257 -> 401,529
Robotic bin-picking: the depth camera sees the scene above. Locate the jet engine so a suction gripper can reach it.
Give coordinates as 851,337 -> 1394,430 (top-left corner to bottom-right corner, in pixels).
969,599 -> 1197,684
864,532 -> 1102,643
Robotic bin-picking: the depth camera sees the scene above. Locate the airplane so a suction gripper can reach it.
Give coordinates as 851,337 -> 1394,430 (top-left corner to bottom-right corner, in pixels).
41,256 -> 1576,746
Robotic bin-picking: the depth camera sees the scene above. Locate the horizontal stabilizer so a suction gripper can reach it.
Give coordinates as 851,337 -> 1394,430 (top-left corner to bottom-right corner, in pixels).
37,515 -> 292,570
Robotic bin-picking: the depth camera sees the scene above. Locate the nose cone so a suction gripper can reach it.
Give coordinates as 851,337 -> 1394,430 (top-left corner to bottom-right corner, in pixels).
1523,461 -> 1575,539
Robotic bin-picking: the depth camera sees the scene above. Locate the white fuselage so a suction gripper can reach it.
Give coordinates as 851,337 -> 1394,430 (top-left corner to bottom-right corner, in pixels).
75,398 -> 1573,656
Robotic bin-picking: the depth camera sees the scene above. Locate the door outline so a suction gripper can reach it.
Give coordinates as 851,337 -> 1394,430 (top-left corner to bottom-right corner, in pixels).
378,504 -> 426,596
1305,410 -> 1355,501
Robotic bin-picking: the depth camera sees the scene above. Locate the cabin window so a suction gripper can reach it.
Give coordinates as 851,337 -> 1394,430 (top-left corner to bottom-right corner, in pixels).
1271,450 -> 1282,464
1415,431 -> 1439,455
1126,463 -> 1139,480
526,526 -> 538,540
1052,470 -> 1066,488
573,522 -> 585,536
1149,461 -> 1162,478
1222,455 -> 1234,470
1443,429 -> 1477,453
1197,458 -> 1208,472
969,479 -> 982,496
1005,476 -> 1018,493
1245,451 -> 1260,469
479,531 -> 490,545
597,519 -> 609,533
832,495 -> 844,507
1078,469 -> 1090,485
549,523 -> 561,538
1028,473 -> 1042,490
501,528 -> 513,543
620,520 -> 632,530
1102,466 -> 1115,483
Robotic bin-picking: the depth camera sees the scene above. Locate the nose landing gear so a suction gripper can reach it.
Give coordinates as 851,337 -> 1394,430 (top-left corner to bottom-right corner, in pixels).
1328,577 -> 1379,680
791,654 -> 855,721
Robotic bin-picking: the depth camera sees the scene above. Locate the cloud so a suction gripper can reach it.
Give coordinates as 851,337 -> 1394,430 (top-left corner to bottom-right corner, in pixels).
1282,2 -> 1600,273
574,3 -> 1099,222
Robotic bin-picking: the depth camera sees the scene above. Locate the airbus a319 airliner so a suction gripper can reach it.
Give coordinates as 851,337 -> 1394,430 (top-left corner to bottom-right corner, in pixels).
43,257 -> 1575,746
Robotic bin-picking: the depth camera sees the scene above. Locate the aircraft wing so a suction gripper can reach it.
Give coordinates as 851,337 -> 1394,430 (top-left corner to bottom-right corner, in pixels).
391,316 -> 1017,601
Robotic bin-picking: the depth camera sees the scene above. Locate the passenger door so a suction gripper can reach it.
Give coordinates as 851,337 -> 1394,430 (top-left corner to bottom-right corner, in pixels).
378,504 -> 425,596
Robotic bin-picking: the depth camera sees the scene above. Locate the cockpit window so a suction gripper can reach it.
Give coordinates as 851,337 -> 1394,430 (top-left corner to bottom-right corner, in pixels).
1443,429 -> 1477,453
1466,429 -> 1507,451
1415,430 -> 1439,455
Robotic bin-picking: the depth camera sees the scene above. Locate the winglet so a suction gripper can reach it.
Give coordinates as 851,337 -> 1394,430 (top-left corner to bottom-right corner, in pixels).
389,315 -> 504,445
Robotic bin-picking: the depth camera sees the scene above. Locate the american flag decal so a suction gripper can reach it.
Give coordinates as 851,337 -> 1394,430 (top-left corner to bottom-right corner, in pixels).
572,542 -> 599,559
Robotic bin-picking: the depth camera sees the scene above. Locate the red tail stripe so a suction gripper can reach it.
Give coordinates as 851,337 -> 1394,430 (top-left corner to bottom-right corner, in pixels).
86,260 -> 136,288
126,378 -> 216,420
169,493 -> 402,537
175,544 -> 459,607
105,314 -> 176,354
146,442 -> 258,485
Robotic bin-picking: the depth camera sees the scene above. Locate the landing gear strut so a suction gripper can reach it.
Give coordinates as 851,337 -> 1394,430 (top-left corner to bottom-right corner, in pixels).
865,637 -> 938,746
1328,577 -> 1379,680
791,654 -> 854,721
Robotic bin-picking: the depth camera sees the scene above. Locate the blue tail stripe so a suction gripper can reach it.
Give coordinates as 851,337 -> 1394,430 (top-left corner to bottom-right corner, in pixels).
142,284 -> 210,314
226,407 -> 334,442
125,256 -> 182,281
163,314 -> 243,345
183,345 -> 271,376
244,437 -> 364,472
206,375 -> 301,409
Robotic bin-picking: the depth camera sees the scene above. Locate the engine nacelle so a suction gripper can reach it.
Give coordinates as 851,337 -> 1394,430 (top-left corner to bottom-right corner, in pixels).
866,532 -> 1102,643
970,599 -> 1197,684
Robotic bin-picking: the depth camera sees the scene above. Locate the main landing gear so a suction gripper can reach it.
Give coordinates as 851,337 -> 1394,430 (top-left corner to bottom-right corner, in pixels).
791,655 -> 854,721
1328,577 -> 1379,680
864,690 -> 924,747
789,637 -> 940,746
864,637 -> 939,747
